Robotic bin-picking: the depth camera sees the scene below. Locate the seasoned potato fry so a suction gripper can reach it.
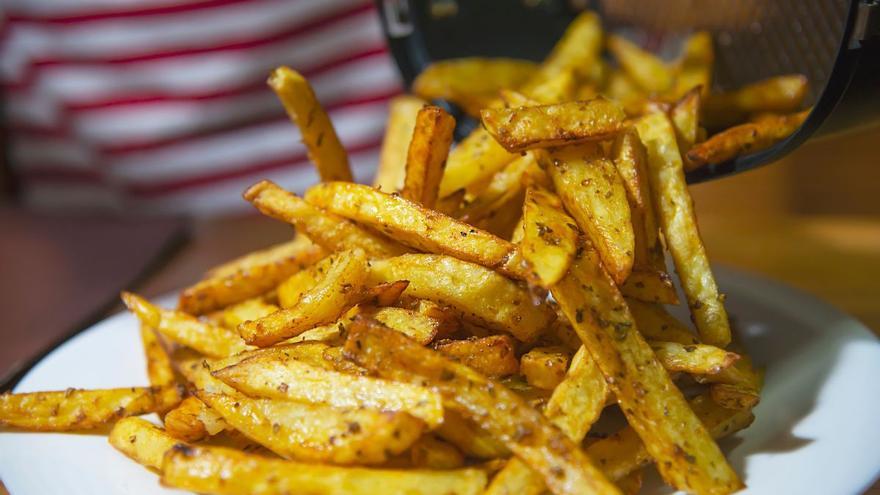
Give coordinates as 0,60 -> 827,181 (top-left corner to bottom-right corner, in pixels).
671,31 -> 713,99
650,341 -> 739,375
710,383 -> 761,410
180,236 -> 324,315
243,180 -> 408,257
670,87 -> 702,153
438,127 -> 516,199
481,98 -> 624,152
139,323 -> 176,389
375,95 -> 426,192
551,246 -> 741,493
109,417 -> 179,471
636,111 -> 732,346
344,321 -> 620,495
626,299 -> 700,345
222,298 -> 279,329
526,11 -> 603,88
369,254 -> 553,343
123,292 -> 251,358
413,58 -> 538,116
456,154 -> 535,224
619,268 -> 679,305
519,69 -> 577,105
607,34 -> 673,94
685,109 -> 810,169
213,355 -> 444,427
435,410 -> 509,459
409,435 -> 465,469
520,346 -> 571,390
543,144 -> 634,284
238,249 -> 369,347
521,186 -> 579,288
304,182 -> 530,281
402,105 -> 456,208
604,70 -> 645,113
0,386 -> 181,431
164,396 -> 230,442
702,74 -> 809,128
269,67 -> 351,182
587,394 -> 755,481
162,444 -> 488,495
370,306 -> 446,345
434,335 -> 519,379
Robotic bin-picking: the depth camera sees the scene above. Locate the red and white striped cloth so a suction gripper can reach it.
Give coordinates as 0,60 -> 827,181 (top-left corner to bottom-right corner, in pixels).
1,0 -> 402,216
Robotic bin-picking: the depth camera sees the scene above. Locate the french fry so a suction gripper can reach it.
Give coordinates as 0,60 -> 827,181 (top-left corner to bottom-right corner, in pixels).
409,435 -> 465,469
525,11 -> 603,88
109,417 -> 179,471
481,98 -> 624,153
551,246 -> 741,493
213,354 -> 444,427
368,254 -> 554,343
520,346 -> 571,390
164,396 -> 230,442
521,185 -> 579,288
710,383 -> 761,410
434,335 -> 519,379
375,95 -> 426,192
179,236 -> 324,315
238,249 -> 369,347
543,144 -> 634,284
413,58 -> 538,116
670,31 -> 713,99
702,74 -> 809,128
456,154 -> 535,224
484,346 -> 610,495
608,34 -> 673,94
139,323 -> 176,389
619,268 -> 679,305
438,127 -> 516,199
268,67 -> 352,182
162,444 -> 489,495
370,306 -> 446,345
402,105 -> 456,208
304,182 -> 531,281
123,292 -> 251,358
650,341 -> 740,375
670,87 -> 702,153
587,394 -> 755,482
243,180 -> 408,258
518,68 -> 577,105
0,386 -> 181,431
685,109 -> 810,169
222,298 -> 280,329
604,70 -> 645,114
626,298 -> 700,345
636,111 -> 732,346
435,410 -> 509,459
344,321 -> 621,495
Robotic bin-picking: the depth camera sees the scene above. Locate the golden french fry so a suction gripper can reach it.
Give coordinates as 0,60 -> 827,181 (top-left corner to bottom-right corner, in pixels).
551,246 -> 741,494
543,144 -> 634,285
222,298 -> 280,329
139,323 -> 176,389
438,127 -> 516,199
481,98 -> 624,153
243,180 -> 408,257
0,386 -> 181,431
703,74 -> 809,128
409,435 -> 465,469
434,335 -> 520,379
375,96 -> 426,192
520,346 -> 571,390
213,354 -> 444,427
626,298 -> 700,345
670,86 -> 702,153
608,34 -> 673,94
604,70 -> 645,113
710,383 -> 761,410
518,69 -> 577,105
472,189 -> 526,241
369,254 -> 553,343
456,154 -> 535,224
435,410 -> 509,459
179,236 -> 324,315
619,268 -> 679,305
521,185 -> 579,288
269,67 -> 351,182
402,105 -> 456,208
526,11 -> 603,88
238,249 -> 369,347
123,292 -> 251,358
670,31 -> 713,99
685,109 -> 810,169
413,57 -> 538,116
162,444 -> 488,495
650,341 -> 740,375
164,396 -> 230,442
304,182 -> 530,281
344,321 -> 620,495
369,306 -> 446,345
109,417 -> 179,471
636,111 -> 732,346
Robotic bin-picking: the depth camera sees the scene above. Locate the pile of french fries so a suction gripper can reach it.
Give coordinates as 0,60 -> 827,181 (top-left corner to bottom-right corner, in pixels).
2,11 -> 813,495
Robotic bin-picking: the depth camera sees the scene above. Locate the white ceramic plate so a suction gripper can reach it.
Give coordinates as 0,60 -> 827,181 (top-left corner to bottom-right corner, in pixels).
2,267 -> 879,494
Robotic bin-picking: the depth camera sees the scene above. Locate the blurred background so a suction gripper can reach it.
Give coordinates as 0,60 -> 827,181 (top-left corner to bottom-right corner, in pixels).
0,0 -> 878,409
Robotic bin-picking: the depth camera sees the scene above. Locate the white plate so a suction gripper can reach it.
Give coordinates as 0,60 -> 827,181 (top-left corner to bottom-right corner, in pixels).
2,267 -> 880,494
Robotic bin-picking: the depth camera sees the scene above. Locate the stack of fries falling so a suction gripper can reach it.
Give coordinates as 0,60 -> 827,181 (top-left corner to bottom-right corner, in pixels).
1,11 -> 812,495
